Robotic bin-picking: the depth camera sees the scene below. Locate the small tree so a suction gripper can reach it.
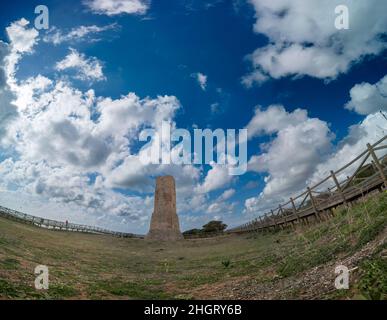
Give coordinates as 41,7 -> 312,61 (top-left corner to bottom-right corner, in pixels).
202,220 -> 227,233
182,228 -> 202,236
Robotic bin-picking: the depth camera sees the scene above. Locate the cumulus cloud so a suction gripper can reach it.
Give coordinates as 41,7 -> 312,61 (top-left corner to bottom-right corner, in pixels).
248,106 -> 333,196
246,104 -> 308,138
310,112 -> 387,183
43,24 -> 118,45
6,18 -> 39,54
241,70 -> 268,88
244,0 -> 387,85
196,164 -> 235,194
5,19 -> 39,84
55,48 -> 105,82
205,189 -> 237,222
219,188 -> 235,201
244,105 -> 333,214
84,0 -> 150,16
345,75 -> 387,115
207,201 -> 236,215
0,18 -> 39,138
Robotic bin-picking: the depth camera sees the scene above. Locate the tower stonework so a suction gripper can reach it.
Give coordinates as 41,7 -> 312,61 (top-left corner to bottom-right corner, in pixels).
146,176 -> 183,241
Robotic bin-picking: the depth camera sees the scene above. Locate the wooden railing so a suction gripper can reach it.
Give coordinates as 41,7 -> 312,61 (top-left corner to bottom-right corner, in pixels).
228,135 -> 387,234
0,205 -> 144,239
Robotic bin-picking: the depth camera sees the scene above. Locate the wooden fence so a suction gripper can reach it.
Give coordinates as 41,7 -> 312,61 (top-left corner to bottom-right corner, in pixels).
228,135 -> 387,234
0,205 -> 144,238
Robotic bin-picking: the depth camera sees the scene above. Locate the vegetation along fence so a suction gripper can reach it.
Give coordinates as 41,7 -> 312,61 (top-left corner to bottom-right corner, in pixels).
228,135 -> 387,234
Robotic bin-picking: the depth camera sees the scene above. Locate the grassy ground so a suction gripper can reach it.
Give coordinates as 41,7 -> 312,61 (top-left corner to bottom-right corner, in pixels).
0,192 -> 386,300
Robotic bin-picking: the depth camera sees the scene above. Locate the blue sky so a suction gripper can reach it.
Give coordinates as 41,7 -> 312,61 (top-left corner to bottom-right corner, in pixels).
0,0 -> 386,233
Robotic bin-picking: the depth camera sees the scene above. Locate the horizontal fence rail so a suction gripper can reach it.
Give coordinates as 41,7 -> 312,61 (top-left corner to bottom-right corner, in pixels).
228,135 -> 387,234
0,205 -> 144,239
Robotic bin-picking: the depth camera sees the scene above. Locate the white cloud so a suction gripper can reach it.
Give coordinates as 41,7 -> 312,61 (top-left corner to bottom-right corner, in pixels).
246,104 -> 308,138
207,201 -> 236,215
345,75 -> 387,115
244,105 -> 333,214
6,18 -> 39,54
55,48 -> 105,82
219,188 -> 235,200
84,0 -> 149,16
310,112 -> 387,184
1,18 -> 40,138
196,164 -> 235,193
244,0 -> 387,85
5,19 -> 39,84
193,72 -> 207,91
43,24 -> 118,45
248,108 -> 333,198
205,189 -> 237,220
241,70 -> 268,88
95,93 -> 180,139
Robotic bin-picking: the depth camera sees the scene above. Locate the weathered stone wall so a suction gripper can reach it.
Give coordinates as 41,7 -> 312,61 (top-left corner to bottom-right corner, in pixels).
146,176 -> 183,241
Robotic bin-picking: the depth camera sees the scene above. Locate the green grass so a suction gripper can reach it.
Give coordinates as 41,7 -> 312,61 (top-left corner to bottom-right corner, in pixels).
89,279 -> 172,299
1,258 -> 20,270
47,284 -> 79,299
271,192 -> 387,278
0,192 -> 386,299
0,279 -> 43,299
0,279 -> 20,298
357,257 -> 387,300
324,245 -> 387,300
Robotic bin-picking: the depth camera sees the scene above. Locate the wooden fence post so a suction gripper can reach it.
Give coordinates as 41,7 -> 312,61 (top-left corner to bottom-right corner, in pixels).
271,209 -> 278,229
279,204 -> 286,227
254,218 -> 259,233
259,216 -> 264,233
256,218 -> 261,233
330,170 -> 348,207
264,213 -> 269,231
371,160 -> 377,173
307,187 -> 321,222
367,143 -> 387,188
290,197 -> 300,224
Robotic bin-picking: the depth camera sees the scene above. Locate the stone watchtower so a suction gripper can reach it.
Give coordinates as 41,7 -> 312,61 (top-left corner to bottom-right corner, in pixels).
146,176 -> 183,241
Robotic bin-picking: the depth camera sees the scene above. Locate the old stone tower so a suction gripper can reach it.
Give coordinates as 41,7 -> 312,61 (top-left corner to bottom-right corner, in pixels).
146,176 -> 183,241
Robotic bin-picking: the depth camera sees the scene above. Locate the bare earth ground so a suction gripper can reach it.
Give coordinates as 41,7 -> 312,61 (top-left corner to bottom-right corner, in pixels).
0,192 -> 386,300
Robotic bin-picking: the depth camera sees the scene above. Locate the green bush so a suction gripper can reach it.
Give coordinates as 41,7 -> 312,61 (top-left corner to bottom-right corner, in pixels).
221,260 -> 231,268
